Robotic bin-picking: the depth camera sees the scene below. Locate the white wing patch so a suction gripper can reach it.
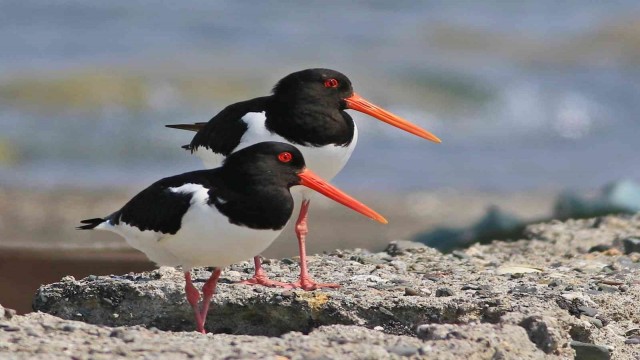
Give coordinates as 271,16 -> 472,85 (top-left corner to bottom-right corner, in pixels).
169,183 -> 209,205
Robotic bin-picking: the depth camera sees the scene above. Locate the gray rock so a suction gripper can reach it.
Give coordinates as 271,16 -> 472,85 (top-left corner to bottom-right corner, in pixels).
583,316 -> 603,329
384,240 -> 427,256
0,305 -> 16,320
385,344 -> 419,357
623,237 -> 640,254
578,306 -> 598,318
570,341 -> 611,360
435,287 -> 454,297
625,336 -> 640,345
519,316 -> 561,354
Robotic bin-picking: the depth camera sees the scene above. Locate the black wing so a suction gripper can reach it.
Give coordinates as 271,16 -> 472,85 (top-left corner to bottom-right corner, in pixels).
109,170 -> 219,235
166,96 -> 270,155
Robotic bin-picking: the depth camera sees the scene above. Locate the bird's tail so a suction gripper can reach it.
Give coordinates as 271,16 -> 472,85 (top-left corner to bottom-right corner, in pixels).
165,123 -> 206,132
77,218 -> 105,230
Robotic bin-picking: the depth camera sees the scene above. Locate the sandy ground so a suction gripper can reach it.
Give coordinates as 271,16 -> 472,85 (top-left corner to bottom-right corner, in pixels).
0,186 -> 556,314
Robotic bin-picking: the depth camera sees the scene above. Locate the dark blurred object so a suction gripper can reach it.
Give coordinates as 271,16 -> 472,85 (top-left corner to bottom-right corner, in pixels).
414,206 -> 526,252
554,180 -> 640,219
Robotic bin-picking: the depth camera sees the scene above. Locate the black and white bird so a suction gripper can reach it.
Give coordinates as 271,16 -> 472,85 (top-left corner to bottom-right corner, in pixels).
77,142 -> 386,334
167,68 -> 440,290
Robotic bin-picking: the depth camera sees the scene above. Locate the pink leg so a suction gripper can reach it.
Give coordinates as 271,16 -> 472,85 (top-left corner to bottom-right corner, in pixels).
198,268 -> 222,322
184,271 -> 205,334
289,199 -> 340,291
237,256 -> 293,288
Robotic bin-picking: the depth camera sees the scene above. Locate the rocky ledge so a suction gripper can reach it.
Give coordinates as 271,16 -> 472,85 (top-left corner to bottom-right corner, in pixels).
2,215 -> 640,359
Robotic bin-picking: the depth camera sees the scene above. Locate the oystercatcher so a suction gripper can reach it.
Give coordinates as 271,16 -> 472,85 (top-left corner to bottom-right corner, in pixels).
77,142 -> 386,333
167,68 -> 440,290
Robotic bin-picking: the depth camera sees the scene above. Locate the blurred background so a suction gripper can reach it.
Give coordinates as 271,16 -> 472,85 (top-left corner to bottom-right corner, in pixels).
1,1 -> 639,313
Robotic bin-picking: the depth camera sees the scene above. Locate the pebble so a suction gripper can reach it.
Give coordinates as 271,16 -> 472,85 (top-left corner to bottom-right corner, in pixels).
385,344 -> 419,357
461,284 -> 479,290
511,286 -> 537,294
570,341 -> 611,360
625,335 -> 640,345
588,244 -> 613,253
404,287 -> 420,296
61,324 -> 78,332
435,288 -> 454,297
597,284 -> 618,293
583,316 -> 603,328
623,237 -> 640,255
385,240 -> 427,256
416,325 -> 447,340
578,306 -> 598,317
548,280 -> 563,287
451,250 -> 470,260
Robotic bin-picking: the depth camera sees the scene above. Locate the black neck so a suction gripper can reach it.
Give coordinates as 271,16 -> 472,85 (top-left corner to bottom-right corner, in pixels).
264,97 -> 354,147
211,169 -> 294,230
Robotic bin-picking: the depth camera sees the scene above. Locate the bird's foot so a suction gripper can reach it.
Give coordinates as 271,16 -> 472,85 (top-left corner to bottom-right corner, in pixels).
287,276 -> 341,291
237,275 -> 294,288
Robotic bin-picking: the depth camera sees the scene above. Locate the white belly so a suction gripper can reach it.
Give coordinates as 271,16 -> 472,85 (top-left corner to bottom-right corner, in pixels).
194,112 -> 358,182
97,184 -> 283,270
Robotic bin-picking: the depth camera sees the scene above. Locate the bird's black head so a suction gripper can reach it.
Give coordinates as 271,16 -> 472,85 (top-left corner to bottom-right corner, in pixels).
222,142 -> 306,189
221,142 -> 388,225
271,68 -> 354,109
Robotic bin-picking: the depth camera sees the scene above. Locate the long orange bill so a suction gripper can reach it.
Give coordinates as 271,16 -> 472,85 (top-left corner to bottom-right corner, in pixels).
344,93 -> 441,143
297,168 -> 387,224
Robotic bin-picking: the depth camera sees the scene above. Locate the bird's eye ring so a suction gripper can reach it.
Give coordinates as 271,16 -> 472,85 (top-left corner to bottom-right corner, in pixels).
324,78 -> 339,88
278,152 -> 293,163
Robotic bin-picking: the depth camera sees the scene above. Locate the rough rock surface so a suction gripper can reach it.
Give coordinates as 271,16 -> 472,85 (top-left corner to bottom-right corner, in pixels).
3,215 -> 640,359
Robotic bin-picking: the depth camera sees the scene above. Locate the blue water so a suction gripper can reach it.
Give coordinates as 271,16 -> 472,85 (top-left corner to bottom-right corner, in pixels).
1,1 -> 639,191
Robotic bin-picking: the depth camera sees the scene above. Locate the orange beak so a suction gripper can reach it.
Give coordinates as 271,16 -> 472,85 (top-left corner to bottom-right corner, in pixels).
344,93 -> 441,143
297,168 -> 387,224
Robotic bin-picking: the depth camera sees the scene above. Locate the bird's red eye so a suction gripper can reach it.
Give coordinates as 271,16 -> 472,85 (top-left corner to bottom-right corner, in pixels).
324,78 -> 339,88
278,152 -> 293,163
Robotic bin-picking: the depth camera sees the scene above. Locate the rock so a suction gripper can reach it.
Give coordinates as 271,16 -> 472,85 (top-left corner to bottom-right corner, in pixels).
5,215 -> 638,359
623,238 -> 640,254
588,244 -> 613,253
451,250 -> 470,260
384,240 -> 427,256
385,344 -> 419,357
583,316 -> 603,329
625,336 -> 640,345
519,316 -> 561,354
577,306 -> 598,318
570,341 -> 611,360
435,288 -> 454,297
404,287 -> 421,296
0,304 -> 16,320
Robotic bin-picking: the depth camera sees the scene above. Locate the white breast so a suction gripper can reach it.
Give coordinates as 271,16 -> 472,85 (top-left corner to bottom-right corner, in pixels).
194,112 -> 358,183
96,184 -> 283,270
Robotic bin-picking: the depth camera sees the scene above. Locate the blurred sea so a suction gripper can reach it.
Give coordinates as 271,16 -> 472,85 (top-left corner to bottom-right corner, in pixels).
1,0 -> 639,192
